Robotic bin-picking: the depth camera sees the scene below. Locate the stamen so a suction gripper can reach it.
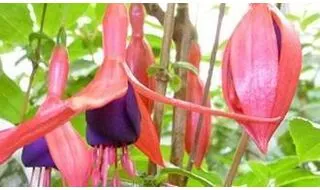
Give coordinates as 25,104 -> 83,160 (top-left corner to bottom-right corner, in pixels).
29,167 -> 35,187
121,146 -> 136,177
92,145 -> 103,186
101,147 -> 111,186
37,167 -> 43,187
42,167 -> 51,187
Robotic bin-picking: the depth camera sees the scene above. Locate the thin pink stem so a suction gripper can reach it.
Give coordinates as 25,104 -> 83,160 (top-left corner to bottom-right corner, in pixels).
121,62 -> 282,123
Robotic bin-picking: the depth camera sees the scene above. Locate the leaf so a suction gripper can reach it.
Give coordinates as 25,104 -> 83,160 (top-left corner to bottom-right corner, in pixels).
234,161 -> 271,187
33,4 -> 89,36
169,74 -> 182,93
0,68 -> 25,124
283,176 -> 320,187
0,4 -> 33,52
70,59 -> 97,78
0,158 -> 28,186
145,34 -> 162,57
156,166 -> 215,187
147,64 -> 165,77
172,61 -> 199,75
70,113 -> 86,137
301,13 -> 320,31
68,38 -> 91,61
277,130 -> 296,155
94,3 -> 106,21
268,156 -> 299,177
275,168 -> 320,187
249,161 -> 270,180
189,169 -> 223,187
289,117 -> 320,162
234,172 -> 267,187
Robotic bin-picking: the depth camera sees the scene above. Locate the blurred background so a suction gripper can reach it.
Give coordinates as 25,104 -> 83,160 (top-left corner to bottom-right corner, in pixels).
1,3 -> 320,187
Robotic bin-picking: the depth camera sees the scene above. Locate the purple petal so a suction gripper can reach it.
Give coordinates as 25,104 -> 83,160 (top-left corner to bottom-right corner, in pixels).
273,20 -> 282,58
22,137 -> 56,168
85,84 -> 141,147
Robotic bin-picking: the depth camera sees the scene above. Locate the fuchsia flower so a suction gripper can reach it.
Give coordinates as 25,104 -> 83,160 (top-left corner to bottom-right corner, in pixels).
185,42 -> 212,168
0,4 -> 283,186
126,3 -> 155,113
222,4 -> 302,153
7,43 -> 93,186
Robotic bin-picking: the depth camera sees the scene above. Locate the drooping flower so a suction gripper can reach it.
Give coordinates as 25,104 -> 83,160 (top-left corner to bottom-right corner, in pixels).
185,41 -> 212,168
0,3 -> 281,175
21,39 -> 93,186
222,4 -> 302,153
126,3 -> 155,113
86,4 -> 160,186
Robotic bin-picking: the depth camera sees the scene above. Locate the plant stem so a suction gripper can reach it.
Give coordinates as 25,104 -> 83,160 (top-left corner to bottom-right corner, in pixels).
148,3 -> 176,175
183,3 -> 226,185
224,131 -> 249,187
20,3 -> 47,121
169,3 -> 192,186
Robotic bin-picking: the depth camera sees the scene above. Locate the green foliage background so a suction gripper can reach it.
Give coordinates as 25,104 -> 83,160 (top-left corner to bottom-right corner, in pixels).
0,3 -> 320,187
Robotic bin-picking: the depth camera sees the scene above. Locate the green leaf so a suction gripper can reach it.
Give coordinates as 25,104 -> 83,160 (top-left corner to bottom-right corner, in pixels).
70,113 -> 86,137
277,130 -> 296,155
275,168 -> 320,187
234,172 -> 267,187
0,68 -> 25,124
156,166 -> 215,187
33,4 -> 89,36
94,3 -> 106,21
301,13 -> 320,31
169,74 -> 182,93
172,61 -> 199,75
147,64 -> 165,77
188,169 -> 223,187
289,117 -> 320,162
0,158 -> 28,186
0,4 -> 33,52
268,156 -> 299,177
248,161 -> 270,180
70,59 -> 97,78
145,34 -> 162,57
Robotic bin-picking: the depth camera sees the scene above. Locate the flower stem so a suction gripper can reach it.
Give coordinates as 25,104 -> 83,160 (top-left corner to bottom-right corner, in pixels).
20,3 -> 47,121
183,4 -> 226,185
169,3 -> 192,186
224,131 -> 249,187
147,3 -> 176,176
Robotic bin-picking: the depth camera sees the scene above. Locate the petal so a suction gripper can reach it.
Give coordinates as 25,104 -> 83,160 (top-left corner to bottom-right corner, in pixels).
228,4 -> 278,151
126,38 -> 155,113
0,128 -> 15,163
129,4 -> 144,37
41,97 -> 93,187
269,6 -> 302,132
185,75 -> 212,168
103,3 -> 128,61
0,59 -> 128,163
48,45 -> 69,97
127,3 -> 155,113
0,101 -> 73,164
134,91 -> 164,166
45,122 -> 93,187
121,62 -> 281,123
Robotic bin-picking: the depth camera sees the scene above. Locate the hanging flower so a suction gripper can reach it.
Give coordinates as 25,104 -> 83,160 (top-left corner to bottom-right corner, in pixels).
185,41 -> 212,168
0,4 -> 281,177
4,37 -> 93,186
126,3 -> 155,113
222,3 -> 302,153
